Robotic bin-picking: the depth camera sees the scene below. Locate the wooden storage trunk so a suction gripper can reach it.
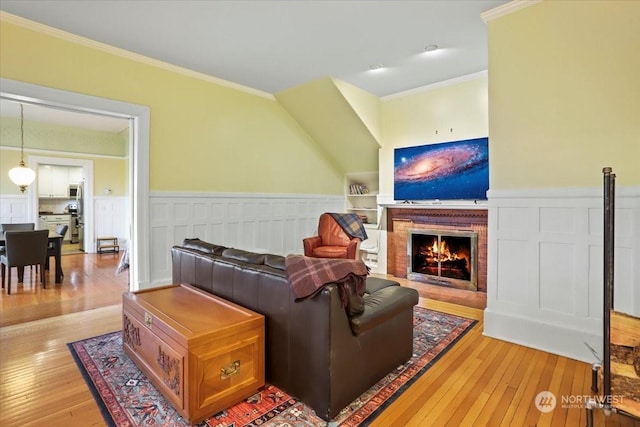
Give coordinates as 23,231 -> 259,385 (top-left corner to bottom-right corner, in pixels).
122,284 -> 265,424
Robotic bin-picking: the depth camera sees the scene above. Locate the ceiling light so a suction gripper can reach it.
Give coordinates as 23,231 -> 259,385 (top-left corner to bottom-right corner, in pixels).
424,44 -> 439,52
8,104 -> 36,193
369,64 -> 384,71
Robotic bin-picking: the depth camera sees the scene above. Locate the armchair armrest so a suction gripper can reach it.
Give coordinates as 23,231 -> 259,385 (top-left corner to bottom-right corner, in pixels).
303,236 -> 322,256
346,238 -> 361,259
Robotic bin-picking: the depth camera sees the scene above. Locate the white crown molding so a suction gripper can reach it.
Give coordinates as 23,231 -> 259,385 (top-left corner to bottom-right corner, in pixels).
481,0 -> 543,23
0,11 -> 275,100
381,70 -> 488,101
0,145 -> 128,160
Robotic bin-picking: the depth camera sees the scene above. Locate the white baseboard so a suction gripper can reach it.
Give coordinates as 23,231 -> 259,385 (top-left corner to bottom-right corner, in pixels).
484,308 -> 601,363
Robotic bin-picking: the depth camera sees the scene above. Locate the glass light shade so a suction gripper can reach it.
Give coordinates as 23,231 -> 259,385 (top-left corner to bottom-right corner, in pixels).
8,161 -> 36,193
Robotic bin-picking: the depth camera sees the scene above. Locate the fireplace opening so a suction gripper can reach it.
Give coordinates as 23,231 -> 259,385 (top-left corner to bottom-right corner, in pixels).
407,229 -> 478,291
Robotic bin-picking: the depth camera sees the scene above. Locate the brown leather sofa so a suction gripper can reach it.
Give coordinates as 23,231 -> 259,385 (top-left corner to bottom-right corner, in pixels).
303,213 -> 361,259
171,238 -> 419,421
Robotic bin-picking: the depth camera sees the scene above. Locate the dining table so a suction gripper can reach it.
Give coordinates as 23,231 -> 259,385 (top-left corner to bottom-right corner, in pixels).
0,230 -> 64,284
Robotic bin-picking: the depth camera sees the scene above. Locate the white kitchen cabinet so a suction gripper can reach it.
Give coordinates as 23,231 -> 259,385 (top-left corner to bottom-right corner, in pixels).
38,165 -> 70,198
43,214 -> 71,241
68,166 -> 83,184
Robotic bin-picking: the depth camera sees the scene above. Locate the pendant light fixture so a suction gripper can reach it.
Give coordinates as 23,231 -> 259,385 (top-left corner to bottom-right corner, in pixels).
8,104 -> 36,193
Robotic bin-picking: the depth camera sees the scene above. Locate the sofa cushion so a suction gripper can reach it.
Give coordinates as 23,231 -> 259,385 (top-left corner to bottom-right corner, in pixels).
222,248 -> 266,265
365,277 -> 400,294
264,254 -> 286,270
182,238 -> 227,255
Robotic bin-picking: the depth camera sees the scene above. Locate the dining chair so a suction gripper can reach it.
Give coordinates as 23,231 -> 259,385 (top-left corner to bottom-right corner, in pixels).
0,223 -> 36,231
0,223 -> 36,252
1,223 -> 37,280
45,225 -> 68,278
0,230 -> 49,294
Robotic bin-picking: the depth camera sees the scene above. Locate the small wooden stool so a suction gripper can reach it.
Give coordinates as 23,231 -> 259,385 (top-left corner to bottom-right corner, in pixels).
97,237 -> 119,254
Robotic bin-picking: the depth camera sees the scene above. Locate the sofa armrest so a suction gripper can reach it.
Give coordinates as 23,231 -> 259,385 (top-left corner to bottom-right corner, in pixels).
303,236 -> 322,256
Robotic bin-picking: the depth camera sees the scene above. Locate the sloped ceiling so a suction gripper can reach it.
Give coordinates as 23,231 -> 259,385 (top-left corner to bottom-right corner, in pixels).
275,77 -> 381,175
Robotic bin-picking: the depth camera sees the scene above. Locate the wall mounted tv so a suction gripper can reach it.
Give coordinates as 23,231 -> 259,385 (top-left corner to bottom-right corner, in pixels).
394,137 -> 489,201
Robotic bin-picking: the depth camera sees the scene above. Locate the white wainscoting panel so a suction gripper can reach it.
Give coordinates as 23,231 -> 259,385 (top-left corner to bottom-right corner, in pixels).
148,192 -> 344,287
93,196 -> 129,252
485,186 -> 640,363
0,195 -> 30,224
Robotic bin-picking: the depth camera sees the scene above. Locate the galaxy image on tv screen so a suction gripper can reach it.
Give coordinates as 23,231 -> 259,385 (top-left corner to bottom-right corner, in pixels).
394,137 -> 489,201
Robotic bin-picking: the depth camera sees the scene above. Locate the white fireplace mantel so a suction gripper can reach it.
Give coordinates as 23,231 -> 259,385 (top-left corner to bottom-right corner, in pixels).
379,202 -> 489,210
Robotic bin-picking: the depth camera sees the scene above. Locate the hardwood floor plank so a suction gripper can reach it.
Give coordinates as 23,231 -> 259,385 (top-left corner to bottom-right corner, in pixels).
446,345 -> 520,426
477,344 -> 529,425
496,349 -> 546,426
427,340 -> 509,425
400,332 -> 493,425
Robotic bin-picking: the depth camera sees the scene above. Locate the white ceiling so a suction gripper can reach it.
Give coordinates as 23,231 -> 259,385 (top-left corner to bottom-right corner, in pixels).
1,0 -> 508,97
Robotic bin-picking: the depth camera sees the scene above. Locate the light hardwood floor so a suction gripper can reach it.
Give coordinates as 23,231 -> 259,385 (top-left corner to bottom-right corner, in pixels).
0,251 -> 128,327
0,253 -> 637,426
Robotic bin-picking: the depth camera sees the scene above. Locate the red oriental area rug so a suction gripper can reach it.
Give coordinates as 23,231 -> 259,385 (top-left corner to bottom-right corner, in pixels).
68,306 -> 476,426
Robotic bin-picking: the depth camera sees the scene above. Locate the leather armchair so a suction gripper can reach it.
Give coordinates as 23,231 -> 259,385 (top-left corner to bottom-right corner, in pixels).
303,213 -> 361,259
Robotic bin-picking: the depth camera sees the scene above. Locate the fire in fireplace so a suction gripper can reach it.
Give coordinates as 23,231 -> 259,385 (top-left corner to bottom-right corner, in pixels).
407,229 -> 478,291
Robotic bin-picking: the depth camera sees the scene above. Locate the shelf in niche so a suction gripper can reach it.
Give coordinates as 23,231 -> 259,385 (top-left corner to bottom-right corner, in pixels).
345,171 -> 379,226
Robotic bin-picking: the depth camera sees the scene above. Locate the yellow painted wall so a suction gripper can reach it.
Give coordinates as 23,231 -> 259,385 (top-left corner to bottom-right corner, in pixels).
0,117 -> 127,156
488,0 -> 640,188
333,78 -> 382,144
379,76 -> 489,195
93,157 -> 128,197
0,19 -> 344,194
275,77 -> 379,174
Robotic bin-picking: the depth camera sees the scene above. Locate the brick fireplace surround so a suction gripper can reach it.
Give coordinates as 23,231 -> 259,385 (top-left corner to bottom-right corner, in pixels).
386,207 -> 488,292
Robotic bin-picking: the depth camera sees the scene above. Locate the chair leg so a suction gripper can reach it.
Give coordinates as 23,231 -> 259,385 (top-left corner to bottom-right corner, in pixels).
1,264 -> 5,289
40,263 -> 46,289
7,267 -> 11,295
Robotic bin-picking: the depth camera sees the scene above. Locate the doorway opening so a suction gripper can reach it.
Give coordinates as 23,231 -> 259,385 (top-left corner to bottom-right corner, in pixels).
1,78 -> 150,291
29,156 -> 96,254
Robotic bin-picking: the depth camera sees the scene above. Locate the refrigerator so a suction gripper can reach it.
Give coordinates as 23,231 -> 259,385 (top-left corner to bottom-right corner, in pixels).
75,182 -> 85,251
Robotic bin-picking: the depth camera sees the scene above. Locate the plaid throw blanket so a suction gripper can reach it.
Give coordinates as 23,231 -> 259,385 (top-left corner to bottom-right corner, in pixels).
328,212 -> 368,241
285,255 -> 368,308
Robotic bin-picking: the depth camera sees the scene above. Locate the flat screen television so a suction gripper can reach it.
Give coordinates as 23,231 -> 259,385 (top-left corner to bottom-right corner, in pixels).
394,137 -> 489,201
